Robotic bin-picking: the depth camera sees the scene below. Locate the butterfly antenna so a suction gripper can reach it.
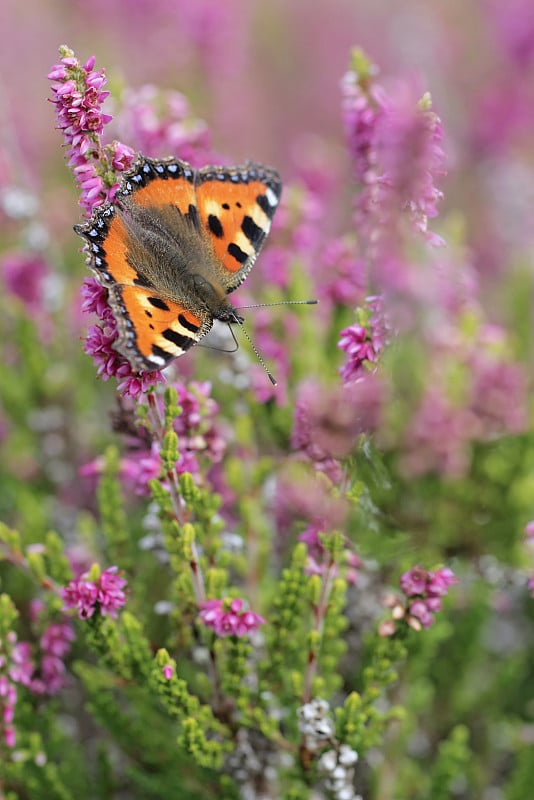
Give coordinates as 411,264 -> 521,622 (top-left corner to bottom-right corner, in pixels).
234,299 -> 318,310
229,317 -> 277,386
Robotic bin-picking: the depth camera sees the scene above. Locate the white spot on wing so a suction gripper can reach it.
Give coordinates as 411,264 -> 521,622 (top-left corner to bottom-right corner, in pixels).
265,187 -> 278,207
147,354 -> 166,367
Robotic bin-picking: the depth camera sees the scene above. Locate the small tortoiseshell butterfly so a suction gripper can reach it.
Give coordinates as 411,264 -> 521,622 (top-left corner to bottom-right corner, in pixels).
74,155 -> 282,373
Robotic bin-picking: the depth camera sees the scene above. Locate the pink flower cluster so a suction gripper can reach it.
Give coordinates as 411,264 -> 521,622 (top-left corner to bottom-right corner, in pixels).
62,566 -> 128,620
198,598 -> 266,638
173,381 -> 226,475
48,47 -> 134,214
342,51 -> 446,248
1,252 -> 49,315
380,566 -> 457,636
338,296 -> 388,383
0,621 -> 75,748
82,277 -> 164,399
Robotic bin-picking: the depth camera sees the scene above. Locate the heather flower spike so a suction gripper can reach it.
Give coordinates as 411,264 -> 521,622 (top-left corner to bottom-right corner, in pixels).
48,45 -> 134,214
380,566 -> 458,636
62,566 -> 128,620
198,597 -> 266,638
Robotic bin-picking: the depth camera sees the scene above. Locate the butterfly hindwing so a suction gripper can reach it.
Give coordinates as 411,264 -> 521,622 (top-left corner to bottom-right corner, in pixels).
195,162 -> 282,293
108,283 -> 212,372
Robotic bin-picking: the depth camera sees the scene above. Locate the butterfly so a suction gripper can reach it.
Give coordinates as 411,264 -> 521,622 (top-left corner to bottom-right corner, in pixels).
74,155 -> 282,373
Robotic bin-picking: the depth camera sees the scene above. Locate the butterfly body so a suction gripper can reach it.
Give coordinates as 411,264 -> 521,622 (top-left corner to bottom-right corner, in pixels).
75,156 -> 281,372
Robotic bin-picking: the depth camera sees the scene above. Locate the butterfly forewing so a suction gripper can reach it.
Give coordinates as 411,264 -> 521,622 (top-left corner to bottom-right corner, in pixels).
195,163 -> 282,293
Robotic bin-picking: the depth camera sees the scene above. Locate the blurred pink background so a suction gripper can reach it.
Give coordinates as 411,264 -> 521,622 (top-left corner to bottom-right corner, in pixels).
2,0 -> 534,287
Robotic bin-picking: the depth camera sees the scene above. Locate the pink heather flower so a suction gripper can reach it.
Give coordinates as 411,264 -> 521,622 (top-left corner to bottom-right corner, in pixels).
49,47 -> 135,215
400,389 -> 474,479
342,51 -> 446,253
426,567 -> 458,596
408,599 -> 435,628
80,277 -> 111,318
40,623 -> 75,659
97,566 -> 128,617
62,579 -> 99,619
82,277 -> 164,397
120,449 -> 162,496
468,353 -> 528,437
198,598 -> 266,638
316,238 -> 366,310
62,566 -> 127,620
9,642 -> 34,686
173,381 -> 227,468
337,298 -> 388,383
1,252 -> 48,314
299,522 -> 327,561
162,664 -> 174,680
4,726 -> 16,748
382,566 -> 457,636
402,566 -> 457,629
400,567 -> 429,597
525,521 -> 534,539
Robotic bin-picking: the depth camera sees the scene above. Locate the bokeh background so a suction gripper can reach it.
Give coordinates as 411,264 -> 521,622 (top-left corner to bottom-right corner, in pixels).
2,0 -> 533,287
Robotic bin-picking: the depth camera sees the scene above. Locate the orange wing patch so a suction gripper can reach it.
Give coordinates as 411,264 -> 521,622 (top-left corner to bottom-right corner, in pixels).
100,215 -> 138,284
110,284 -> 212,371
195,163 -> 282,285
119,157 -> 197,215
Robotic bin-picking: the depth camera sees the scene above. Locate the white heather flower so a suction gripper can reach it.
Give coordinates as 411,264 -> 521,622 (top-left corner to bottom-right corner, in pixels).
318,750 -> 338,772
339,745 -> 359,766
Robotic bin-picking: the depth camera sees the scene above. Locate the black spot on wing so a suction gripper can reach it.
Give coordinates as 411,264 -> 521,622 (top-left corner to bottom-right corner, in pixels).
257,193 -> 276,219
151,345 -> 172,363
227,242 -> 248,265
162,328 -> 193,349
208,214 -> 224,238
178,313 -> 200,333
187,203 -> 200,229
148,297 -> 170,311
134,276 -> 154,288
242,215 -> 266,247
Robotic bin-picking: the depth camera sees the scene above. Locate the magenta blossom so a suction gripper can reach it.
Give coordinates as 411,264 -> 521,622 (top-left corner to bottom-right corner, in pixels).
381,566 -> 457,636
48,47 -> 133,215
337,298 -> 388,383
343,51 -> 446,246
62,566 -> 128,620
198,598 -> 266,638
82,277 -> 164,398
1,252 -> 48,314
